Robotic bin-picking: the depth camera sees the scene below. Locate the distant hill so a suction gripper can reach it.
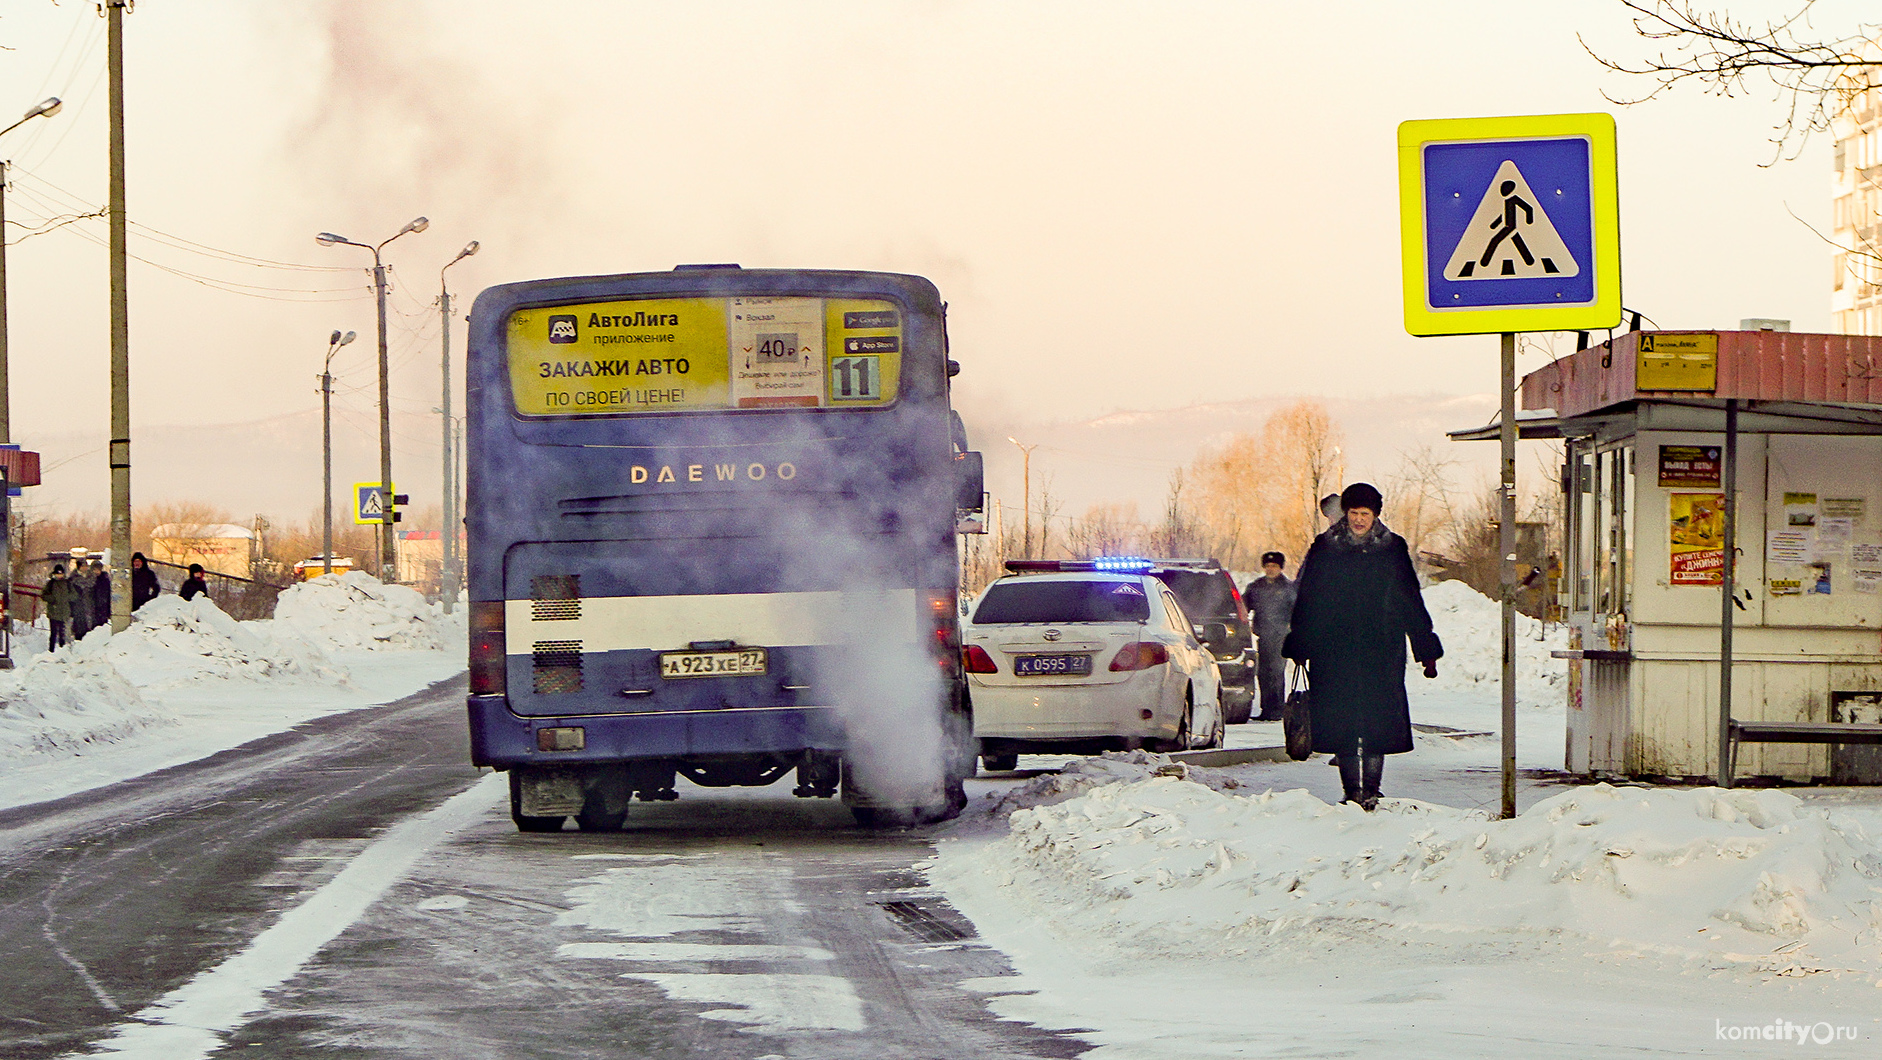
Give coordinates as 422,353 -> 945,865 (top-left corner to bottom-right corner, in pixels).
960,392 -> 1517,525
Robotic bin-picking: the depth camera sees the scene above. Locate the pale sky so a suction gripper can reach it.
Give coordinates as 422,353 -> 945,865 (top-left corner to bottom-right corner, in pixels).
0,0 -> 1860,516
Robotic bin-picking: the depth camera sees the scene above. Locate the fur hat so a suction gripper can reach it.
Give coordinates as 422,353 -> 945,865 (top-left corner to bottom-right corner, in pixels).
1340,482 -> 1384,513
51,564 -> 64,575
1261,551 -> 1285,567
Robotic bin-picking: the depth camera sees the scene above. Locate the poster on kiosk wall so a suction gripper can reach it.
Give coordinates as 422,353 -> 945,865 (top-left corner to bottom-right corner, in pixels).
1669,493 -> 1725,585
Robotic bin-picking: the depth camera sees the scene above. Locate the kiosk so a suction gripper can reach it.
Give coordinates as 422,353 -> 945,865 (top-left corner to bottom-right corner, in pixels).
1463,330 -> 1882,783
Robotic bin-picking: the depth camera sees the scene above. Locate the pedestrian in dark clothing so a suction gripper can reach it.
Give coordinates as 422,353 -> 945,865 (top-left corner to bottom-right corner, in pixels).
1284,483 -> 1443,811
69,560 -> 97,640
131,552 -> 160,610
1241,551 -> 1296,721
90,559 -> 111,627
179,563 -> 209,602
42,565 -> 77,651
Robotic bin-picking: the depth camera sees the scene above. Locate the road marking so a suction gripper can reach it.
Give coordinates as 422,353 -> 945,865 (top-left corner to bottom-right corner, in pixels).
624,973 -> 866,1031
72,775 -> 504,1059
560,941 -> 834,962
559,855 -> 866,1034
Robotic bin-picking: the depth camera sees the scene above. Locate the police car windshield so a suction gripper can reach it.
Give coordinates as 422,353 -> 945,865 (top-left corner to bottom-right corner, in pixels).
973,579 -> 1151,624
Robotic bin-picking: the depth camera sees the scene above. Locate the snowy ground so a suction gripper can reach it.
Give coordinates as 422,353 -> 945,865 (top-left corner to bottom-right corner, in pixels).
931,583 -> 1882,1057
0,572 -> 467,813
7,576 -> 1880,1055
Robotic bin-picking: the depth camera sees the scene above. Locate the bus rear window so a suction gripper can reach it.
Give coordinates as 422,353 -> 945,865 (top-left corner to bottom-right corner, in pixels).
972,580 -> 1151,624
507,295 -> 903,416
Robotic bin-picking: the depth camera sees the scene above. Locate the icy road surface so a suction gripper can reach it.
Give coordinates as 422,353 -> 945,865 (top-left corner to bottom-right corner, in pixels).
0,678 -> 1082,1059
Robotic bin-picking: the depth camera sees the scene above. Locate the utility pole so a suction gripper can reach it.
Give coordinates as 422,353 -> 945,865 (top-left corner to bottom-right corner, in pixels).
438,241 -> 477,613
106,1 -> 131,632
316,218 -> 427,582
322,330 -> 355,580
1008,437 -> 1037,559
0,98 -> 63,445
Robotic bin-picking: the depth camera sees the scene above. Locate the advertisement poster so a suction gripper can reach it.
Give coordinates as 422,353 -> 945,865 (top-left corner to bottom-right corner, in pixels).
1669,493 -> 1725,585
1784,492 -> 1819,527
1767,528 -> 1812,565
1657,445 -> 1721,487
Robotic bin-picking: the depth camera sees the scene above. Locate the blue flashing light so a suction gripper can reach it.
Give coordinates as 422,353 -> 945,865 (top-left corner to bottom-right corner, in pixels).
1092,555 -> 1154,573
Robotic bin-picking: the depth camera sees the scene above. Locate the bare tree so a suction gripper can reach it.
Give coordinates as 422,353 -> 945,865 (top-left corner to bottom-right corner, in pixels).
1382,443 -> 1460,566
1588,1 -> 1881,157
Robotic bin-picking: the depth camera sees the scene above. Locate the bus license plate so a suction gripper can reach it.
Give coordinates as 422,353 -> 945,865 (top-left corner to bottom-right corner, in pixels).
1014,654 -> 1091,677
660,648 -> 768,679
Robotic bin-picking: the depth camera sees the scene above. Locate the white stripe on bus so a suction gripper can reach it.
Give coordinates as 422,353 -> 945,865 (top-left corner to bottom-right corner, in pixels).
506,589 -> 917,655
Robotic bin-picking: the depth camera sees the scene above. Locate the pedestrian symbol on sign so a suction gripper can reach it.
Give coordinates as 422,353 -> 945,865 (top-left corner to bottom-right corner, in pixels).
1442,160 -> 1580,281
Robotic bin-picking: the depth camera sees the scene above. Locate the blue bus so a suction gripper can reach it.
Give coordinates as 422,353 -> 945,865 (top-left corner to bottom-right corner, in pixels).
464,267 -> 983,831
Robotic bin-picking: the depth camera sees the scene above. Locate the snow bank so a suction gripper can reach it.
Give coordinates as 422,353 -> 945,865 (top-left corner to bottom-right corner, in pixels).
0,649 -> 170,760
1418,579 -> 1566,710
271,572 -> 444,651
934,777 -> 1882,976
97,595 -> 346,690
1,573 -> 459,767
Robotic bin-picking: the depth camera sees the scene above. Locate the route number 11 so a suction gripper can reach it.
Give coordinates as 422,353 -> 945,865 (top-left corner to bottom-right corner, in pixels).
829,355 -> 880,402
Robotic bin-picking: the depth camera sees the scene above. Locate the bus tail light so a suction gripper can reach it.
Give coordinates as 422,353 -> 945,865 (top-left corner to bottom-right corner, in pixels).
1108,642 -> 1168,672
961,644 -> 998,674
924,590 -> 960,676
470,601 -> 507,695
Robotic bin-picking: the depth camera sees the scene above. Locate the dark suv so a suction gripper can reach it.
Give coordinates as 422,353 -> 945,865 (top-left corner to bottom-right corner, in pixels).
1138,560 -> 1256,723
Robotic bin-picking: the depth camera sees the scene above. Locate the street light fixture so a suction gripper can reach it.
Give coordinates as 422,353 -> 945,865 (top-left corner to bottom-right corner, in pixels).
321,329 -> 357,583
0,96 -> 64,446
437,239 -> 478,613
315,217 -> 429,582
1008,436 -> 1038,559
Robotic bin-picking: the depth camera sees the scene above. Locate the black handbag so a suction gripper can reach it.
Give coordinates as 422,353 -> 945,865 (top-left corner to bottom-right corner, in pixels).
1283,663 -> 1313,761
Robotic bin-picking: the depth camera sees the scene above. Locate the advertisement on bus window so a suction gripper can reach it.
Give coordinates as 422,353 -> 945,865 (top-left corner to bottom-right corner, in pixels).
506,296 -> 902,416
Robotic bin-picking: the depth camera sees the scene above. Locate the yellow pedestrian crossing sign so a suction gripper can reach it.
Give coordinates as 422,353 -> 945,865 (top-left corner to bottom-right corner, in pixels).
354,482 -> 393,524
1398,112 -> 1620,336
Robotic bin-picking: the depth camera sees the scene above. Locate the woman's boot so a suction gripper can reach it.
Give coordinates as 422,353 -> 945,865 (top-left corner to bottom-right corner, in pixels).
1359,754 -> 1384,811
1337,755 -> 1364,805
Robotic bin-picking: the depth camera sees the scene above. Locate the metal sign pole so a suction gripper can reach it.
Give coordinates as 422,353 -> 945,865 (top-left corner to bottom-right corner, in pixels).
1500,332 -> 1517,819
0,468 -> 10,670
1716,398 -> 1739,788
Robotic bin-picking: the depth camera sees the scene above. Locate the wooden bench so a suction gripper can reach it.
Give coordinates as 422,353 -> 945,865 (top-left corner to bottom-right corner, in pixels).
1728,720 -> 1882,778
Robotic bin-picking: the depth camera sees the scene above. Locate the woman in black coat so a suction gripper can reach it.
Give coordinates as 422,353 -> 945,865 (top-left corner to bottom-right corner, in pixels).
130,552 -> 161,610
1283,483 -> 1443,810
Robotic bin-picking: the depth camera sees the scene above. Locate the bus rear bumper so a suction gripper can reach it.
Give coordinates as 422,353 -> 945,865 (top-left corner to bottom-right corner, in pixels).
467,695 -> 847,768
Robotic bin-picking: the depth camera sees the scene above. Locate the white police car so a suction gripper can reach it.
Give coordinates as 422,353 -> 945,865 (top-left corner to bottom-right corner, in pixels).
964,559 -> 1226,772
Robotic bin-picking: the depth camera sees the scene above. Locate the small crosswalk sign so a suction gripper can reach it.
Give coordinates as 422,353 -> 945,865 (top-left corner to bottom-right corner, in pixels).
1399,113 -> 1619,336
354,482 -> 393,524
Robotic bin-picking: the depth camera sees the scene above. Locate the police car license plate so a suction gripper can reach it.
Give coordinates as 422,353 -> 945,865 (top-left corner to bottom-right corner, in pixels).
660,648 -> 768,679
1014,654 -> 1091,677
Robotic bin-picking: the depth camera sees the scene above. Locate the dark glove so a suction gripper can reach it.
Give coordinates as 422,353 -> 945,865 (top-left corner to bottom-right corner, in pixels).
1282,630 -> 1305,663
1409,630 -> 1444,666
1422,660 -> 1438,679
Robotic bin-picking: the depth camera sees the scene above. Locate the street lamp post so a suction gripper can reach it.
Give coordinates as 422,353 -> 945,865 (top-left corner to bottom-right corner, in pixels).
316,218 -> 428,582
322,330 -> 356,580
0,96 -> 62,445
438,240 -> 478,613
1007,436 -> 1038,559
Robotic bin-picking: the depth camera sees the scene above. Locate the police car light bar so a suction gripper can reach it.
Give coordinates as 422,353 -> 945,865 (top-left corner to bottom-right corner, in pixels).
1001,557 -> 1160,574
